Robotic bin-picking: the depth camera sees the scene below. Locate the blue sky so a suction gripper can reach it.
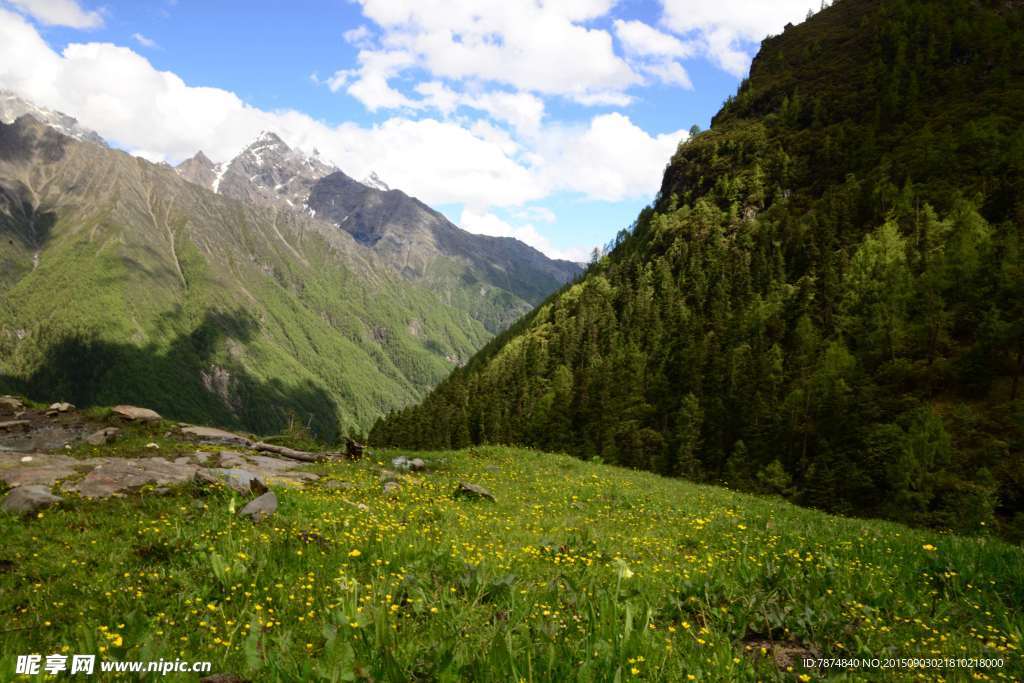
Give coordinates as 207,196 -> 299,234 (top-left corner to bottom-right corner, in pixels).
0,0 -> 817,260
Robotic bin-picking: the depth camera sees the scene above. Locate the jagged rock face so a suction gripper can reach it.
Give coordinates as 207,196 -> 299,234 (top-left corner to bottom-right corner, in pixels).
362,171 -> 390,192
308,171 -> 427,250
175,150 -> 218,190
307,170 -> 583,329
176,131 -> 336,211
0,91 -> 105,146
176,128 -> 582,332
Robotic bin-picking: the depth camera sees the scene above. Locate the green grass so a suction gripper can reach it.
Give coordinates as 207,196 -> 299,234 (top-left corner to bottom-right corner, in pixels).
1,446 -> 1021,681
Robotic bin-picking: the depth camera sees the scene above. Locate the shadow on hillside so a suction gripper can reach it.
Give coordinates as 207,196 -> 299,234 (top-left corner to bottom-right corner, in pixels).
0,186 -> 57,253
0,309 -> 340,442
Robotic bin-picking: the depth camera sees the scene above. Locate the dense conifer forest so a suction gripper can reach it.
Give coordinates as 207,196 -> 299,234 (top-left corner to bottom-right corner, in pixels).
372,0 -> 1024,538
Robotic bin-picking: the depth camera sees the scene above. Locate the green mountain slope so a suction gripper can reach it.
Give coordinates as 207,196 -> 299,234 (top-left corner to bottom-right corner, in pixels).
371,0 -> 1024,537
0,116 -> 496,440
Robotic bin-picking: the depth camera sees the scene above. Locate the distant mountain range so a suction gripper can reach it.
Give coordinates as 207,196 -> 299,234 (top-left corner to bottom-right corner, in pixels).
0,92 -> 581,438
175,130 -> 582,332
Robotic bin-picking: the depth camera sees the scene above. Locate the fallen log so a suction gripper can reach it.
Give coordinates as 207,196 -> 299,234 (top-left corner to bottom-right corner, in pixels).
252,441 -> 325,463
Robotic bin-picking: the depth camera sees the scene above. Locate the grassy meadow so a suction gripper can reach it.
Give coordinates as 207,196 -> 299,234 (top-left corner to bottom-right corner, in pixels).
1,444 -> 1022,681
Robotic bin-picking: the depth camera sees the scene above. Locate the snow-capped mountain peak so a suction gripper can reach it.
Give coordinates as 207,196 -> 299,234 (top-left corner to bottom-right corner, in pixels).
0,90 -> 106,146
362,171 -> 391,192
176,130 -> 337,211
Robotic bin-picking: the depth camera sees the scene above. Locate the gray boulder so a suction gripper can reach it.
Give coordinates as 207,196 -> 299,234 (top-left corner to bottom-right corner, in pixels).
199,468 -> 268,496
2,485 -> 63,515
391,456 -> 426,472
0,420 -> 31,432
85,427 -> 120,446
0,452 -> 82,488
72,458 -> 198,498
239,491 -> 277,522
217,451 -> 249,468
454,481 -> 496,502
181,426 -> 253,447
112,405 -> 162,422
0,396 -> 25,416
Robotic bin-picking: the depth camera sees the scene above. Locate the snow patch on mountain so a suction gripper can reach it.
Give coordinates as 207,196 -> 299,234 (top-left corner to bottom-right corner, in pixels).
0,90 -> 105,146
362,172 -> 391,192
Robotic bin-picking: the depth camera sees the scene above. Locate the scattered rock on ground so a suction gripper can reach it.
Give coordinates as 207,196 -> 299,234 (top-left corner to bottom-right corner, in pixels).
0,420 -> 91,452
391,456 -> 426,472
239,491 -> 277,522
0,420 -> 31,433
324,480 -> 353,491
181,425 -> 253,447
199,468 -> 268,496
379,469 -> 399,483
246,454 -> 302,471
48,402 -> 75,413
383,481 -> 401,496
0,396 -> 24,416
72,458 -> 198,498
0,453 -> 84,487
454,481 -> 496,502
85,427 -> 120,446
112,405 -> 162,422
218,451 -> 249,467
1,485 -> 63,516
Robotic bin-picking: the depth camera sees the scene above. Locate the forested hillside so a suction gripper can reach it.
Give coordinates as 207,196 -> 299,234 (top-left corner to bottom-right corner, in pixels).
372,0 -> 1024,538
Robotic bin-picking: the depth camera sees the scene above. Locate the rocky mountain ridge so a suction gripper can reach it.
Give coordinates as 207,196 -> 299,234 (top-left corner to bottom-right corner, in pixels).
0,91 -> 105,146
175,131 -> 337,212
176,128 -> 583,332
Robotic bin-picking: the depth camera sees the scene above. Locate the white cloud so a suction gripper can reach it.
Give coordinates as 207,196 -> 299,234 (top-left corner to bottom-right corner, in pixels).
0,9 -> 546,207
323,69 -> 353,93
614,19 -> 693,59
659,0 -> 815,76
413,81 -> 545,135
347,0 -> 640,106
611,20 -> 695,88
459,208 -> 589,262
538,113 -> 687,202
6,0 -> 102,28
342,25 -> 373,48
0,8 -> 681,259
132,32 -> 157,49
0,7 -> 62,100
512,206 -> 557,224
343,49 -> 416,109
638,60 -> 692,88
